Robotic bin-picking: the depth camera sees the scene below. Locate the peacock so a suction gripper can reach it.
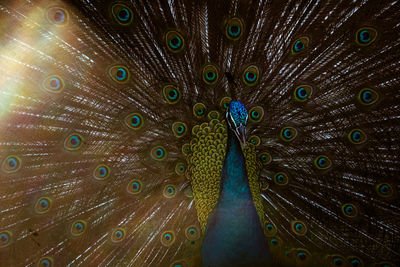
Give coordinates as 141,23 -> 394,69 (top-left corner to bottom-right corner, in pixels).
0,0 -> 399,266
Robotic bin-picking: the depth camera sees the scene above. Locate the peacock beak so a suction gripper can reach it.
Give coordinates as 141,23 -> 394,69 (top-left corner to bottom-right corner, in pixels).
235,124 -> 247,148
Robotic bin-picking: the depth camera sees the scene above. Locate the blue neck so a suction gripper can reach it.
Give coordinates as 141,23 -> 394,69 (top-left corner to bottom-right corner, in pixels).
218,128 -> 253,204
201,128 -> 270,267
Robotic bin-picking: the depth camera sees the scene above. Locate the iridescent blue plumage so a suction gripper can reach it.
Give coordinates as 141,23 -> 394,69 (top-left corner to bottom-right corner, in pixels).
202,101 -> 270,266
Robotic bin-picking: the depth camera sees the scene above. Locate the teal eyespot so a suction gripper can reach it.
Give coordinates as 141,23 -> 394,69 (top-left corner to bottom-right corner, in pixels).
163,185 -> 176,198
94,164 -> 111,180
264,222 -> 277,236
2,155 -> 22,173
376,183 -> 393,198
175,162 -> 185,176
0,231 -> 12,248
248,106 -> 264,123
161,231 -> 175,246
35,197 -> 52,214
355,27 -> 377,46
172,122 -> 187,138
64,133 -> 84,151
38,257 -> 53,267
182,143 -> 191,155
71,220 -> 87,236
151,146 -> 167,161
127,179 -> 142,194
294,85 -> 312,102
292,248 -> 311,264
193,103 -> 207,118
163,85 -> 181,104
220,97 -> 232,111
357,88 -> 379,106
202,64 -> 219,85
326,255 -> 346,266
242,65 -> 260,86
259,152 -> 272,166
47,7 -> 69,26
341,203 -> 358,218
111,3 -> 134,26
280,126 -> 297,142
348,129 -> 366,144
111,228 -> 126,242
291,221 -> 307,236
248,135 -> 260,146
225,18 -> 244,40
185,225 -> 200,241
274,172 -> 289,185
291,37 -> 309,55
347,256 -> 363,267
42,75 -> 64,93
314,155 -> 332,170
166,31 -> 185,53
109,65 -> 130,84
124,113 -> 144,130
270,238 -> 279,246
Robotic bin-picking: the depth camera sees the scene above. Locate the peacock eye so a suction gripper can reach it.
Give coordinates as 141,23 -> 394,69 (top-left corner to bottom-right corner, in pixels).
193,103 -> 207,118
292,249 -> 311,264
248,135 -> 260,146
325,255 -> 346,266
280,126 -> 297,142
291,221 -> 307,236
185,225 -> 200,241
35,197 -> 52,214
111,3 -> 134,26
294,85 -> 312,102
264,221 -> 277,236
161,231 -> 175,246
111,228 -> 126,242
202,64 -> 219,85
94,164 -> 111,180
162,84 -> 181,104
47,7 -> 69,25
314,155 -> 332,170
171,260 -> 189,267
151,146 -> 167,161
376,183 -> 393,198
248,106 -> 264,123
220,97 -> 232,111
38,257 -> 53,267
182,143 -> 191,155
163,185 -> 177,198
355,27 -> 377,46
64,133 -> 84,151
172,122 -> 187,138
274,172 -> 289,185
270,238 -> 280,247
242,65 -> 260,86
348,256 -> 362,267
342,203 -> 358,218
259,152 -> 272,166
71,220 -> 87,236
109,65 -> 130,84
348,129 -> 366,144
175,162 -> 185,176
124,113 -> 144,130
207,110 -> 220,121
127,179 -> 142,194
291,37 -> 309,55
225,18 -> 244,40
166,31 -> 185,53
357,88 -> 379,106
2,155 -> 22,173
42,75 -> 65,93
0,231 -> 12,248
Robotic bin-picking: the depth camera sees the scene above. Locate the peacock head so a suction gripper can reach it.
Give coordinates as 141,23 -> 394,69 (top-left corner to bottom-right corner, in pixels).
226,101 -> 248,147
